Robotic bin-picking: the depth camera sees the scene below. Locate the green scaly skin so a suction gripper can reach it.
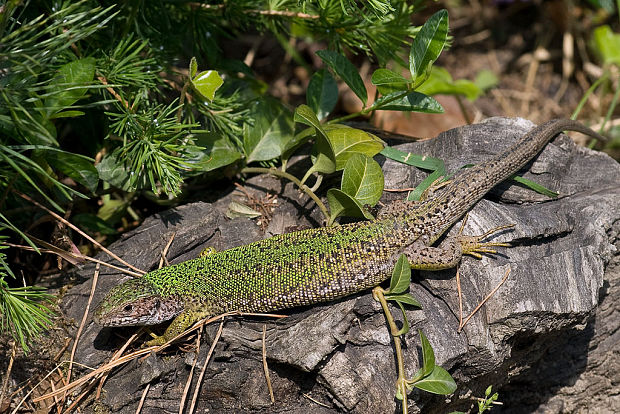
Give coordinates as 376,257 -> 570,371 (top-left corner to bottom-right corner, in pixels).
94,119 -> 606,346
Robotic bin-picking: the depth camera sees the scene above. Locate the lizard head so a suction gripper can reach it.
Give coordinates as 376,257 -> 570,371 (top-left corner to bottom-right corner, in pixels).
94,278 -> 184,327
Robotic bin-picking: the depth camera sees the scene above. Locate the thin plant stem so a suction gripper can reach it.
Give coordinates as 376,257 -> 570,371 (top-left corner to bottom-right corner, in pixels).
373,286 -> 409,414
241,167 -> 330,222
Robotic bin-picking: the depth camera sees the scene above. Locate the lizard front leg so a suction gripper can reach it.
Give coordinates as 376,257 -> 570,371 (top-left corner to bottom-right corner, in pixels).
147,306 -> 212,346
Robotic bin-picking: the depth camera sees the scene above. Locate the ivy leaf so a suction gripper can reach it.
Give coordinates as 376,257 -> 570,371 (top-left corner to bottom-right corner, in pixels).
413,366 -> 457,395
316,50 -> 367,106
371,68 -> 409,85
327,188 -> 374,225
307,69 -> 338,120
409,9 -> 449,81
388,254 -> 412,294
326,126 -> 385,170
373,91 -> 444,113
244,98 -> 295,163
191,69 -> 224,102
44,57 -> 95,116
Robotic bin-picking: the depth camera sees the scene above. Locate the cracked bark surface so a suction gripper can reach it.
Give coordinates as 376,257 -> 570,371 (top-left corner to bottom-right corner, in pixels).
61,117 -> 619,413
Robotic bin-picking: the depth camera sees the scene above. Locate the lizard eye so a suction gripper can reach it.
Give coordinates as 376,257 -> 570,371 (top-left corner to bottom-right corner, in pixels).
123,304 -> 133,312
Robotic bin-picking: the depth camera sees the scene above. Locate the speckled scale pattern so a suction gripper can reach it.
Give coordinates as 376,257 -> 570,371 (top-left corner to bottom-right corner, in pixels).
143,217 -> 412,314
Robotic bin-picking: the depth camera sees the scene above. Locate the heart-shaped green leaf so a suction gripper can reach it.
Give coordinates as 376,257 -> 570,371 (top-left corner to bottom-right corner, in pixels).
191,69 -> 224,102
327,188 -> 374,225
187,132 -> 241,172
243,98 -> 294,163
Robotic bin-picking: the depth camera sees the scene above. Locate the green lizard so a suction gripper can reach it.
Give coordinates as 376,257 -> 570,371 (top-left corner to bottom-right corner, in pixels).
94,119 -> 606,346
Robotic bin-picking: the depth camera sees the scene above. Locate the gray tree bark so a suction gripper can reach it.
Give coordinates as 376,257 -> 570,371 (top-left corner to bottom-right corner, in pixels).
60,117 -> 619,413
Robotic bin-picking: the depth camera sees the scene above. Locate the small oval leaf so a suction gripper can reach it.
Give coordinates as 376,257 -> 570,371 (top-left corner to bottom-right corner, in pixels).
385,293 -> 421,308
307,69 -> 338,120
327,188 -> 374,225
371,68 -> 409,85
409,9 -> 449,80
388,254 -> 411,294
419,329 -> 436,377
413,366 -> 457,395
316,50 -> 367,105
326,127 -> 385,170
374,91 -> 444,113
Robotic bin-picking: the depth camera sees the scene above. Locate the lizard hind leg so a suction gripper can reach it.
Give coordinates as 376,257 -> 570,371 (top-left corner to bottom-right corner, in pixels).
456,218 -> 514,259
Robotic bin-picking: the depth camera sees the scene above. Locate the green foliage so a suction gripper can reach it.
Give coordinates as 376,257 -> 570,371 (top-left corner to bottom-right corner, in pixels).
374,256 -> 456,406
0,240 -> 54,353
0,1 -> 474,352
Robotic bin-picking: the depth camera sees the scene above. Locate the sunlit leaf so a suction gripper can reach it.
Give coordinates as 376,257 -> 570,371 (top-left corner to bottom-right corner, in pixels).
388,254 -> 411,294
191,69 -> 224,101
413,366 -> 457,395
327,188 -> 373,225
341,154 -> 384,206
409,9 -> 449,80
326,127 -> 385,170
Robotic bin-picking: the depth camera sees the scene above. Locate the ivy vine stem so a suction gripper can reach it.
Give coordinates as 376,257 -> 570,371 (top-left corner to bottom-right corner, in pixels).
372,286 -> 410,414
241,167 -> 330,222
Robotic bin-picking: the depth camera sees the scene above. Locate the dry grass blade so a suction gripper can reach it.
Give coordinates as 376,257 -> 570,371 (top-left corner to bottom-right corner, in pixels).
33,312 -> 286,404
0,343 -> 16,409
32,347 -> 156,402
159,232 -> 176,268
262,324 -> 274,403
135,383 -> 150,414
17,192 -> 144,274
179,326 -> 203,414
5,242 -> 143,277
459,267 -> 511,332
188,320 -> 224,414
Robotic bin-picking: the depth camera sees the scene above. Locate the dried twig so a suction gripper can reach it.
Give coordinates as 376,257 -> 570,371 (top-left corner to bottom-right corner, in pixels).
459,267 -> 511,332
262,325 -> 274,403
66,264 -> 100,389
17,192 -> 144,274
188,320 -> 225,414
